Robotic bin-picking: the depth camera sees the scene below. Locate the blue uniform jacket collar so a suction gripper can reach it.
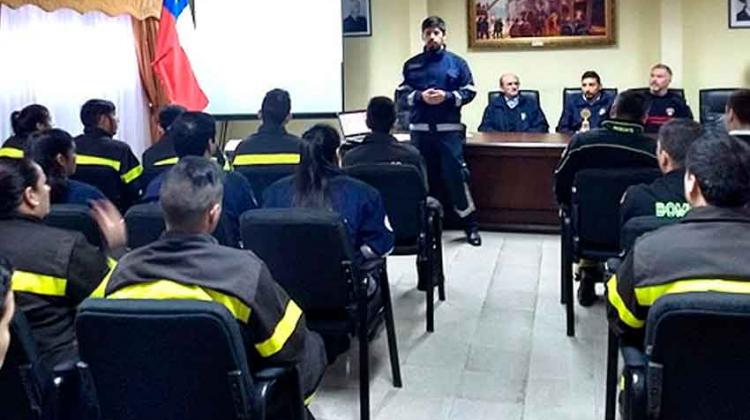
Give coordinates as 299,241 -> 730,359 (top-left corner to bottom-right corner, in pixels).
680,206 -> 750,224
491,94 -> 529,109
258,124 -> 288,135
363,132 -> 397,144
160,231 -> 219,244
82,126 -> 114,140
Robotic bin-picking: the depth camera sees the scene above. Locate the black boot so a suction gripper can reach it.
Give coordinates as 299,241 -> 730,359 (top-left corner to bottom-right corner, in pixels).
465,226 -> 482,246
576,265 -> 602,307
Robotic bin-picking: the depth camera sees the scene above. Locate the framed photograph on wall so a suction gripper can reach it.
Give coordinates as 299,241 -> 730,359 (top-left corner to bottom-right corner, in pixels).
730,0 -> 750,28
468,0 -> 616,49
343,0 -> 372,37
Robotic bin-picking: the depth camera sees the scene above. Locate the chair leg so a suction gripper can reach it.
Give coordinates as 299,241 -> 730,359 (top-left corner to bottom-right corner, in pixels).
358,298 -> 370,420
426,279 -> 435,333
605,329 -> 619,420
433,214 -> 446,302
380,271 -> 403,387
560,216 -> 569,305
565,257 -> 575,337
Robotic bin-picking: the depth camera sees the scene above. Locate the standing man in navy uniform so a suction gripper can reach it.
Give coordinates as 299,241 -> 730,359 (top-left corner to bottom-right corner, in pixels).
557,71 -> 615,133
397,16 -> 481,246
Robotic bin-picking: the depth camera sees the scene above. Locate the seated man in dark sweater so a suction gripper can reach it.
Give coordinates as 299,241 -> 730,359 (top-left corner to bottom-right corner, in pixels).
478,73 -> 549,133
620,119 -> 702,227
342,96 -> 427,185
725,89 -> 750,144
554,90 -> 659,306
643,63 -> 693,133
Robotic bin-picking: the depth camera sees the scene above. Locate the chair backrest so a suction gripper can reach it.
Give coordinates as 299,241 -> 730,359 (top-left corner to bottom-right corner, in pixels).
0,311 -> 56,420
235,167 -> 295,206
699,88 -> 737,125
344,164 -> 426,246
240,208 -> 356,310
561,87 -> 618,109
125,202 -> 235,249
572,168 -> 660,253
631,87 -> 686,100
124,203 -> 166,249
488,90 -> 540,106
645,292 -> 750,420
76,299 -> 256,420
619,215 -> 677,252
44,204 -> 103,249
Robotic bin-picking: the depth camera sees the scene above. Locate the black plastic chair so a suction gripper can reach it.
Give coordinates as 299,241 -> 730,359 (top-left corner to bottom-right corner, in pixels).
240,208 -> 402,420
561,168 -> 660,336
76,299 -> 304,420
345,163 -> 445,332
44,204 -> 102,249
0,311 -> 58,420
124,202 -> 235,249
561,87 -> 618,110
699,88 -> 737,125
488,89 -> 540,106
235,167 -> 296,206
619,292 -> 750,420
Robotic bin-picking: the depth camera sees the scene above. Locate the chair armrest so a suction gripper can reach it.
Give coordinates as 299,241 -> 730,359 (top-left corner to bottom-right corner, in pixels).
620,346 -> 648,420
360,257 -> 386,274
252,366 -> 306,420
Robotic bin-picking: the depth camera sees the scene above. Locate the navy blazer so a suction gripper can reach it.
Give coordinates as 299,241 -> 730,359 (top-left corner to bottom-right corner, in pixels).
478,95 -> 549,133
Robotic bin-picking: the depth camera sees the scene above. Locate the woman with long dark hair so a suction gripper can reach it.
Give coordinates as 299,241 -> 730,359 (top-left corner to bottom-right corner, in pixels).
26,129 -> 105,205
0,105 -> 51,158
263,124 -> 394,262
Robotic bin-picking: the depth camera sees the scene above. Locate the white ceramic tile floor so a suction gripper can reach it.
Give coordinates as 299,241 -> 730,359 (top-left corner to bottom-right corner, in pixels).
309,231 -> 609,420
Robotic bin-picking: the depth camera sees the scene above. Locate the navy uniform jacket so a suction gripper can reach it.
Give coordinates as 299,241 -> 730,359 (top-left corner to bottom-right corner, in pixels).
397,47 -> 477,126
620,169 -> 690,227
141,135 -> 178,188
263,173 -> 395,263
644,91 -> 694,134
607,206 -> 750,346
554,120 -> 658,206
730,131 -> 750,144
0,135 -> 29,159
143,170 -> 257,248
341,132 -> 428,187
232,125 -> 302,169
55,179 -> 106,205
0,215 -> 112,368
104,232 -> 327,399
556,91 -> 616,133
478,95 -> 549,133
72,127 -> 143,210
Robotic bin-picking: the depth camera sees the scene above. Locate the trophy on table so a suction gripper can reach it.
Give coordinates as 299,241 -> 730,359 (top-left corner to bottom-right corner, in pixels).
580,108 -> 592,132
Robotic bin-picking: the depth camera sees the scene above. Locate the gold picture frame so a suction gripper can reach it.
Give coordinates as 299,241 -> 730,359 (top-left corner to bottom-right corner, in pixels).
468,0 -> 616,49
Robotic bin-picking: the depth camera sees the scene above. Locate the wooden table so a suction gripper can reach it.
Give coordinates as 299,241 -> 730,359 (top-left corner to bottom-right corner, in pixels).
464,132 -> 570,233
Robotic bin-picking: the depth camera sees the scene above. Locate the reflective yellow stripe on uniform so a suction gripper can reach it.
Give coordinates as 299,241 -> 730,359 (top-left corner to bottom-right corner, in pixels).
76,155 -> 121,171
11,270 -> 67,297
89,258 -> 118,298
304,391 -> 316,406
121,165 -> 143,184
233,153 -> 300,166
635,278 -> 750,306
606,275 -> 644,329
0,147 -> 23,158
255,300 -> 302,358
108,280 -> 251,323
154,157 -> 179,167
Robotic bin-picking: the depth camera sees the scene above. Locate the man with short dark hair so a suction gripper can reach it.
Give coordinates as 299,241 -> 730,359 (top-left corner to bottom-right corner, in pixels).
479,73 -> 549,133
106,157 -> 327,411
143,112 -> 257,247
557,71 -> 615,133
73,99 -> 142,209
620,119 -> 702,226
554,90 -> 659,306
342,96 -> 427,184
725,89 -> 750,143
608,131 -> 750,346
643,64 -> 694,133
398,16 -> 481,245
232,89 -> 302,174
140,104 -> 188,187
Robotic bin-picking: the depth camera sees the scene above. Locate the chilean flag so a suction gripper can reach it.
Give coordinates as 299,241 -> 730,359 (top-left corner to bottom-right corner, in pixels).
153,0 -> 208,111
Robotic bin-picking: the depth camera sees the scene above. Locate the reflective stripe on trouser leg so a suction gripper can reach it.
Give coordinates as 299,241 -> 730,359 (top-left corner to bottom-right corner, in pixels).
437,131 -> 475,218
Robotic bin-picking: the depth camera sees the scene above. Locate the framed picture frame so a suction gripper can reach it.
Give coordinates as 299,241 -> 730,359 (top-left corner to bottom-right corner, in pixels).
729,0 -> 750,29
343,0 -> 372,37
468,0 -> 616,49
